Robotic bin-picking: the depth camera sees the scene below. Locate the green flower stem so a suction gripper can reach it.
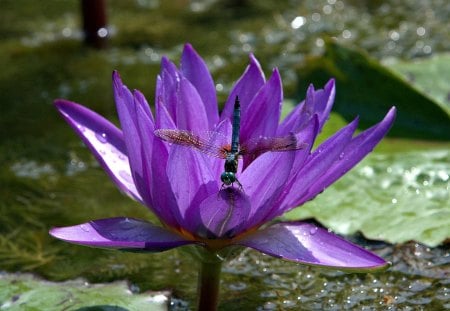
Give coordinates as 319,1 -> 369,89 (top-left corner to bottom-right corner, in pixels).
197,259 -> 223,311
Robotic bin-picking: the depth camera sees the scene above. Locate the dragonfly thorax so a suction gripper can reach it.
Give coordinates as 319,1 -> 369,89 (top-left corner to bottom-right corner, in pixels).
221,153 -> 240,187
224,154 -> 238,173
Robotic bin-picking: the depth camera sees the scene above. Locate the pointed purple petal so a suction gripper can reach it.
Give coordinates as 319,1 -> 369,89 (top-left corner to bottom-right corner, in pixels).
186,188 -> 251,238
149,137 -> 185,228
209,119 -> 233,178
241,69 -> 283,142
278,79 -> 335,135
288,115 -> 319,175
237,222 -> 388,271
221,54 -> 265,121
134,101 -> 180,227
176,77 -> 209,132
301,107 -> 396,204
258,116 -> 319,223
181,43 -> 218,128
240,151 -> 294,228
113,71 -> 152,206
157,58 -> 180,120
50,217 -> 196,252
314,79 -> 335,131
167,145 -> 218,218
54,99 -> 142,204
155,95 -> 176,130
281,118 -> 359,209
134,89 -> 154,122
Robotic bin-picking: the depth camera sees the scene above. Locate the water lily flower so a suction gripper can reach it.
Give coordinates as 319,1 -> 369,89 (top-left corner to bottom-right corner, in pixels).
50,44 -> 396,310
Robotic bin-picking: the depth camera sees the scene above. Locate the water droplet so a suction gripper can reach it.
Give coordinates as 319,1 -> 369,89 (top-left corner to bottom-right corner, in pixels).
339,152 -> 345,159
80,224 -> 90,232
119,170 -> 134,183
76,124 -> 86,132
309,226 -> 318,235
96,132 -> 108,143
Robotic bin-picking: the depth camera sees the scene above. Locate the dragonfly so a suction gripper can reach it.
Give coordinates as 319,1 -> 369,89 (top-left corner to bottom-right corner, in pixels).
154,96 -> 307,188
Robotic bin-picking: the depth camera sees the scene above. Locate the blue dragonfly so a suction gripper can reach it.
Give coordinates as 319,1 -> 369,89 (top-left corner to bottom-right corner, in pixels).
154,97 -> 307,188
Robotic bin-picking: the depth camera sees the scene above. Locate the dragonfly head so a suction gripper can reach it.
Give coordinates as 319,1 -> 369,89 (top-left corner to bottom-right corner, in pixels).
220,171 -> 236,185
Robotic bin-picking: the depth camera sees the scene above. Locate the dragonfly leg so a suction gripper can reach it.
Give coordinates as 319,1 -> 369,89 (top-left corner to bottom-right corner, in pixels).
219,177 -> 243,192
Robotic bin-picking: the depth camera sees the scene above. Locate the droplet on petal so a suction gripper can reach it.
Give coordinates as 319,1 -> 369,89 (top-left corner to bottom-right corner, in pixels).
309,226 -> 318,235
95,132 -> 108,143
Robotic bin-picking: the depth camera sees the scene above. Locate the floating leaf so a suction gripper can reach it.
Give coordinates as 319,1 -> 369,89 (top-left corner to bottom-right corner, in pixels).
285,149 -> 450,247
0,273 -> 169,311
389,54 -> 450,114
296,41 -> 450,140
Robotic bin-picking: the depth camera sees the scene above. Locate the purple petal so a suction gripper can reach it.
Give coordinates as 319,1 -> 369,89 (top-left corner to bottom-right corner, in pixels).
186,188 -> 251,238
300,107 -> 396,204
161,56 -> 179,76
50,217 -> 196,252
257,116 -> 319,223
54,99 -> 142,204
134,101 -> 179,227
134,89 -> 154,122
221,54 -> 265,121
237,222 -> 388,271
157,58 -> 180,120
240,151 -> 294,228
181,43 -> 218,127
167,145 -> 218,218
155,95 -> 176,130
314,79 -> 335,131
278,79 -> 335,135
149,137 -> 185,228
113,71 -> 152,206
240,69 -> 283,142
210,119 -> 233,178
288,115 -> 319,175
176,77 -> 209,132
281,118 -> 359,210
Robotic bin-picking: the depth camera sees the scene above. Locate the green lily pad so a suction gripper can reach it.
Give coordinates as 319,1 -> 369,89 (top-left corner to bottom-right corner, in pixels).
0,273 -> 169,311
296,41 -> 450,140
389,54 -> 450,114
285,149 -> 450,247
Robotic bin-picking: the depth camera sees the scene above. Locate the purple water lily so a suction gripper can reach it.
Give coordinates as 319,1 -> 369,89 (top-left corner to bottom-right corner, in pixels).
50,44 -> 395,310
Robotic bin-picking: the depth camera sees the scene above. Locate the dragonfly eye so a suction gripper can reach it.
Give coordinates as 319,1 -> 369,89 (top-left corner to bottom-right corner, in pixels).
220,172 -> 236,185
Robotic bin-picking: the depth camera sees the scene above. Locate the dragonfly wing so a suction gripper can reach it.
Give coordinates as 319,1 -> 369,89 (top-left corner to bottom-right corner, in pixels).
154,129 -> 228,158
241,133 -> 308,155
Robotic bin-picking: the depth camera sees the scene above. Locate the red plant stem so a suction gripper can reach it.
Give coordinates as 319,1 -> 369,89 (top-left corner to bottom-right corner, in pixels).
197,259 -> 222,311
81,0 -> 108,48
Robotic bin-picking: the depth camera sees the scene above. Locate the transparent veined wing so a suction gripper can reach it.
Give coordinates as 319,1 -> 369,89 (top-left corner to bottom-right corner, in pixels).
240,132 -> 308,156
154,129 -> 230,159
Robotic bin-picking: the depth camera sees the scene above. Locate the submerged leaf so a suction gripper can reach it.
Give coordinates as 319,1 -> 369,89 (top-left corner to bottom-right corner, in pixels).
296,41 -> 450,140
389,53 -> 450,114
0,273 -> 168,311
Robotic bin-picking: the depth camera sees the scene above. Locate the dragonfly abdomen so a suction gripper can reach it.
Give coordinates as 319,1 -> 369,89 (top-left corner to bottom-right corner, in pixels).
231,96 -> 240,154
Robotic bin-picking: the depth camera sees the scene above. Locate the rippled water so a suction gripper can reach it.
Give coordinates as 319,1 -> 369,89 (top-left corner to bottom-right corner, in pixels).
166,241 -> 449,310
